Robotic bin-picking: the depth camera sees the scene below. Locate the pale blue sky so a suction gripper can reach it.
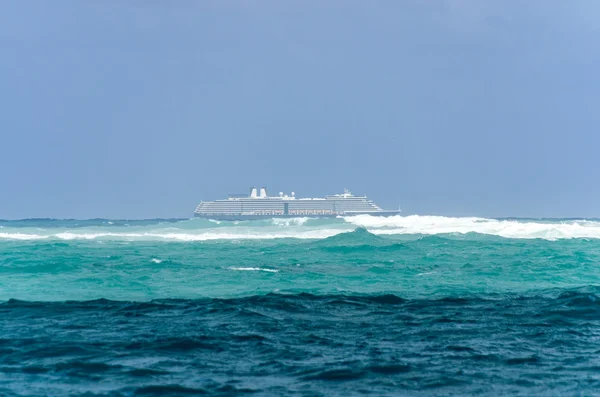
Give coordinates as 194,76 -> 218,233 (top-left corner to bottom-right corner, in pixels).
1,1 -> 599,219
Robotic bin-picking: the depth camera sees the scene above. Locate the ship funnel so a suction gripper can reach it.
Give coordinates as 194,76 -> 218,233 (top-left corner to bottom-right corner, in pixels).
250,187 -> 258,198
259,187 -> 267,198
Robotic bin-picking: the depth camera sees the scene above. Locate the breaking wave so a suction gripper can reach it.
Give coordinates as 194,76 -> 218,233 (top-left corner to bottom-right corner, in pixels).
1,215 -> 600,241
344,215 -> 600,240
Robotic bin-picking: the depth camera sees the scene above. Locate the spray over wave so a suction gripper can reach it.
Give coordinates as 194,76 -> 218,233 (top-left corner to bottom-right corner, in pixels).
345,215 -> 600,240
1,215 -> 600,241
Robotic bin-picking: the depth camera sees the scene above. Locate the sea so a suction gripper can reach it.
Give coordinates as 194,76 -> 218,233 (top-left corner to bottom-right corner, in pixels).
1,215 -> 600,396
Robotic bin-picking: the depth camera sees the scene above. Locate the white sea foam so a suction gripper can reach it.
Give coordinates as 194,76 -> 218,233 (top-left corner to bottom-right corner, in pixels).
229,267 -> 279,273
0,229 -> 342,241
142,229 -> 340,241
150,258 -> 163,264
0,232 -> 48,240
55,232 -> 115,240
1,216 -> 600,241
271,217 -> 310,227
344,215 -> 600,240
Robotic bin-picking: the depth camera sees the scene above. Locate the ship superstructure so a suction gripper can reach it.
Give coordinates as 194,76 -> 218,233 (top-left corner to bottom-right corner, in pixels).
194,187 -> 399,220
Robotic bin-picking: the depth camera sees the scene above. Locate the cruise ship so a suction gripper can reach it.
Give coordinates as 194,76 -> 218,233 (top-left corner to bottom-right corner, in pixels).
194,187 -> 400,220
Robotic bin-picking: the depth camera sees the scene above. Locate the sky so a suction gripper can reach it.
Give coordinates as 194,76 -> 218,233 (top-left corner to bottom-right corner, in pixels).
1,0 -> 599,219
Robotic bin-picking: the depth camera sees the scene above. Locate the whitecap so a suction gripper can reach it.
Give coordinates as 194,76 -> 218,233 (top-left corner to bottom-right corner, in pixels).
0,232 -> 48,240
3,215 -> 600,242
343,215 -> 600,240
228,267 -> 279,273
271,217 -> 309,227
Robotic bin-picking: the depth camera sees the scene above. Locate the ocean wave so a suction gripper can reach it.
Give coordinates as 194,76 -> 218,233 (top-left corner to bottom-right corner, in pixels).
228,267 -> 279,273
271,217 -> 310,227
345,215 -> 600,240
4,286 -> 600,308
0,232 -> 47,240
0,230 -> 343,241
2,215 -> 600,241
2,288 -> 600,396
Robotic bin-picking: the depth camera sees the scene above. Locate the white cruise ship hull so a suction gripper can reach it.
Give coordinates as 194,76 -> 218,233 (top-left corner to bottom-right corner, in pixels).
194,187 -> 399,220
194,210 -> 401,221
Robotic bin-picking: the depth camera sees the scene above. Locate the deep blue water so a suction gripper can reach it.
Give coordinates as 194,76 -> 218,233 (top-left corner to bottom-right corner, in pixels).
2,216 -> 600,396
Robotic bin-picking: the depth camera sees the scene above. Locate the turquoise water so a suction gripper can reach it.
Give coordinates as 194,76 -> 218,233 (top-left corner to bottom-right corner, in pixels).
2,216 -> 600,301
2,216 -> 600,395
